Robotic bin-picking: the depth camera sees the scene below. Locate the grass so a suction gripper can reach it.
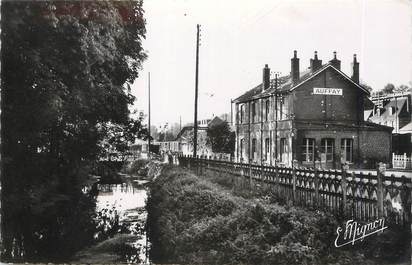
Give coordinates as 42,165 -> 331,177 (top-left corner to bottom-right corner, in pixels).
147,166 -> 411,265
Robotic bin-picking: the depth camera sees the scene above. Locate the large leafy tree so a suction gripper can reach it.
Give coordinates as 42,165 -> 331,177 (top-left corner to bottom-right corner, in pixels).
1,1 -> 146,261
382,83 -> 395,94
206,122 -> 235,154
99,117 -> 150,161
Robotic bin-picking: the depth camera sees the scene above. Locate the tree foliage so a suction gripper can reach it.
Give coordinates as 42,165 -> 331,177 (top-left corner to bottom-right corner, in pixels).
206,122 -> 235,154
382,83 -> 395,94
378,83 -> 411,95
99,117 -> 150,161
1,1 -> 146,261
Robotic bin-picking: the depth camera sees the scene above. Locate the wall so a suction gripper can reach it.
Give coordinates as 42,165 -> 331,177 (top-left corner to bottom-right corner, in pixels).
359,130 -> 392,167
295,125 -> 391,169
293,67 -> 364,122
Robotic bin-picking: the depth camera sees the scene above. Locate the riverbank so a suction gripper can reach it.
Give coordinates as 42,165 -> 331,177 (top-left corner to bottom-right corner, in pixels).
71,159 -> 163,264
72,179 -> 150,263
147,166 -> 410,265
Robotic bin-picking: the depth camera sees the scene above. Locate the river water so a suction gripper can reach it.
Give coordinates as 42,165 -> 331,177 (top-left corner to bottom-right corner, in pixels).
74,178 -> 150,264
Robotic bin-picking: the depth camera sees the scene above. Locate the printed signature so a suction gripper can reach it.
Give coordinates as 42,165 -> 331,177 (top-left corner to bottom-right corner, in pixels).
334,218 -> 388,247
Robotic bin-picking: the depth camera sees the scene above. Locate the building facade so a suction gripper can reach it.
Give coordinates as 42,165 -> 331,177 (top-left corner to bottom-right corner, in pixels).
233,51 -> 392,169
367,92 -> 411,133
157,117 -> 228,156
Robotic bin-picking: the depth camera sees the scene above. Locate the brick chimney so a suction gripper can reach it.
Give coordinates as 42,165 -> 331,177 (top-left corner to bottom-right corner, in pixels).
310,51 -> 322,72
263,64 -> 270,91
291,50 -> 299,85
351,54 -> 359,84
329,51 -> 341,70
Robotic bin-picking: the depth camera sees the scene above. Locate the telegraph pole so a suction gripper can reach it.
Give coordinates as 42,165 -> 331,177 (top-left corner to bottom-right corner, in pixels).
272,71 -> 281,166
274,72 -> 278,164
193,24 -> 200,157
148,72 -> 151,159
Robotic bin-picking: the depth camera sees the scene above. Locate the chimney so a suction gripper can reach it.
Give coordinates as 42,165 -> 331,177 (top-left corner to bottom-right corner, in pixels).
291,50 -> 299,85
262,64 -> 270,91
351,54 -> 359,84
329,51 -> 341,70
310,51 -> 322,72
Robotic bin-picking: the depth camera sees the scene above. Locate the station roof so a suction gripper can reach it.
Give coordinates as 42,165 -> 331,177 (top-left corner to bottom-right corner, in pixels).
233,63 -> 370,103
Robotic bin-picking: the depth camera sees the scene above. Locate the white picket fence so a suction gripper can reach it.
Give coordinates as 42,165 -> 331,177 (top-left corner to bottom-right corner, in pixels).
392,153 -> 412,169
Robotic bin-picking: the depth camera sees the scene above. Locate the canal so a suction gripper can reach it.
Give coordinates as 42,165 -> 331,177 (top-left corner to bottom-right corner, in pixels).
73,178 -> 150,264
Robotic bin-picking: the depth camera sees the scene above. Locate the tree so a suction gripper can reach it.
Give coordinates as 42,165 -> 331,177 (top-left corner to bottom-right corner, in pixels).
382,83 -> 395,94
360,83 -> 373,93
99,117 -> 149,161
1,1 -> 146,261
206,122 -> 235,154
395,84 -> 411,93
158,131 -> 176,141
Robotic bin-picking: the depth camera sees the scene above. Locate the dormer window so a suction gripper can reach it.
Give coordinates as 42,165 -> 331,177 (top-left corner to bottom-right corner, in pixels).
389,106 -> 396,115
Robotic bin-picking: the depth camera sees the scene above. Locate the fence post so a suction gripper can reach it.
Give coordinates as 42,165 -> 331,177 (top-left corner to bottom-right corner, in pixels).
196,155 -> 200,175
199,155 -> 202,176
274,161 -> 279,195
292,163 -> 297,204
314,167 -> 319,207
341,163 -> 349,217
249,159 -> 253,187
404,153 -> 407,169
400,176 -> 411,227
377,162 -> 385,218
187,155 -> 191,170
392,152 -> 395,168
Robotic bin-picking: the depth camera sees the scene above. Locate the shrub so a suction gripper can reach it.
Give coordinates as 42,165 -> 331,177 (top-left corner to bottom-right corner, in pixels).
147,167 -> 402,265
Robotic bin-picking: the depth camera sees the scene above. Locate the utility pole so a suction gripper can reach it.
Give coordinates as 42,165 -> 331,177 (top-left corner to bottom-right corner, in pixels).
193,24 -> 200,157
148,72 -> 151,159
230,99 -> 233,125
272,72 -> 280,166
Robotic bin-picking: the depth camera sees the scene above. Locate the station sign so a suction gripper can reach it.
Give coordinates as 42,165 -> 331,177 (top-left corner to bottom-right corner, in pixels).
313,87 -> 343,96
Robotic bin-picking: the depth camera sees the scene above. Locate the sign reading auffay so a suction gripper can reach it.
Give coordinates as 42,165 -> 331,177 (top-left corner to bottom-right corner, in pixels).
313,87 -> 343,95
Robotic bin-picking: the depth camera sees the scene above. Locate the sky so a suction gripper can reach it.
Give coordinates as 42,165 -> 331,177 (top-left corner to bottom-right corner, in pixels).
131,0 -> 412,128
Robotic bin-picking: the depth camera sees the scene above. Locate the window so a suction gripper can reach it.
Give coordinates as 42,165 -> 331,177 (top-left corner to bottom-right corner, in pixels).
239,139 -> 244,160
240,104 -> 244,123
265,138 -> 270,161
341,138 -> 353,163
265,100 -> 270,121
251,102 -> 256,123
276,98 -> 282,121
281,97 -> 288,120
321,138 -> 335,162
252,138 -> 257,161
302,138 -> 315,162
389,106 -> 396,115
280,138 -> 287,162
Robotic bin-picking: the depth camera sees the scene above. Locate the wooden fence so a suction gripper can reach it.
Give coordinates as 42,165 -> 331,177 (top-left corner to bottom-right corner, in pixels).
177,155 -> 411,227
393,153 -> 412,169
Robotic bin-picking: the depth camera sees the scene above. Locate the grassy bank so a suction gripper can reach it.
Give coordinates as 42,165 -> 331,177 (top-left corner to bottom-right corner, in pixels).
147,166 -> 409,265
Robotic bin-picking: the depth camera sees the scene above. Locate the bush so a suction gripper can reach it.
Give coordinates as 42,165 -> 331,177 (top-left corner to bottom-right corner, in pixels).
147,167 -> 385,265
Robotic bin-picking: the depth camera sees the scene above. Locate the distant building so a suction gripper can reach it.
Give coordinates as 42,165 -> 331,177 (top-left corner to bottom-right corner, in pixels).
129,138 -> 160,159
175,116 -> 226,156
367,92 -> 411,133
366,92 -> 411,154
233,51 -> 392,169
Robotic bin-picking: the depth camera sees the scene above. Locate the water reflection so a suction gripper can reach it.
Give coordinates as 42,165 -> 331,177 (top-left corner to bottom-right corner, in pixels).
76,180 -> 150,264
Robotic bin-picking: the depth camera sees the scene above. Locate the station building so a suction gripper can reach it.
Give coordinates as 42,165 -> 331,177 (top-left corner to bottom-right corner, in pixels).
233,51 -> 392,169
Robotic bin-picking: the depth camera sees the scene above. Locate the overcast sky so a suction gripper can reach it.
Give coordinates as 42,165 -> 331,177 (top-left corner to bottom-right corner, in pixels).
131,0 -> 411,127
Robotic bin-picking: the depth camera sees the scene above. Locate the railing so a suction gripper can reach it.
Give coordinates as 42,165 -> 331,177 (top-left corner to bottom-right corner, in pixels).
177,155 -> 411,227
392,153 -> 412,169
